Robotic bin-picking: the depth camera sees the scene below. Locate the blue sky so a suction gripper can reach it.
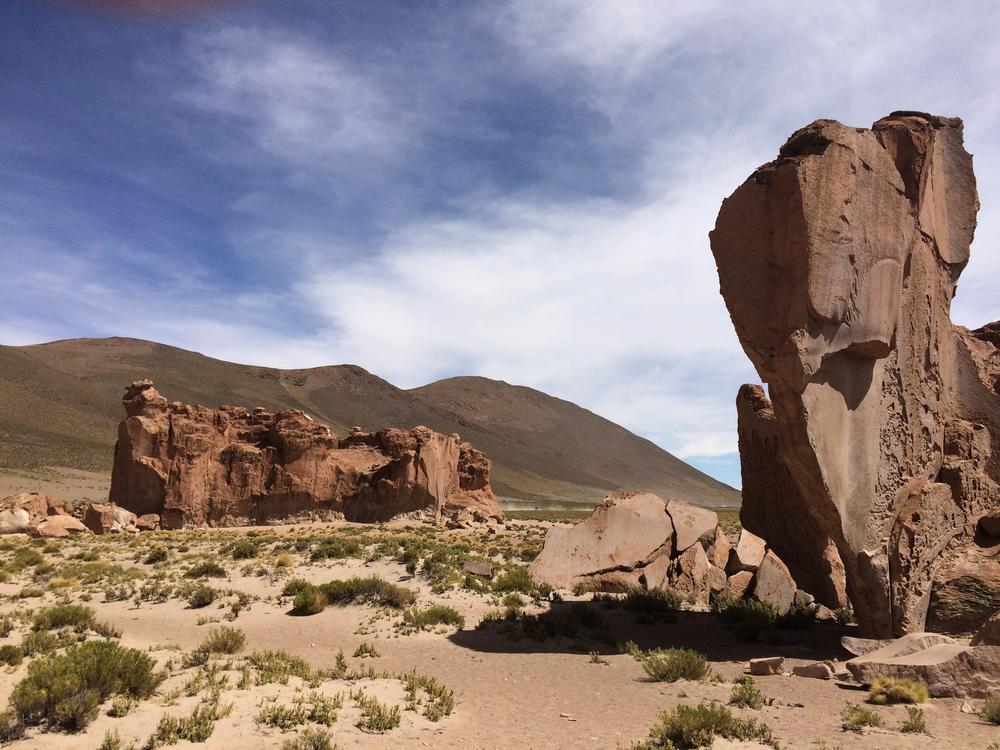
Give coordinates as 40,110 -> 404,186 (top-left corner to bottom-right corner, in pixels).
2,1 -> 1000,489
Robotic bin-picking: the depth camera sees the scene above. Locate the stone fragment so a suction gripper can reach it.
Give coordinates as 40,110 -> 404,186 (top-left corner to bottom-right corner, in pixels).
726,571 -> 755,600
462,560 -> 494,578
706,526 -> 731,570
666,500 -> 718,553
136,514 -> 160,531
529,492 -> 672,591
749,656 -> 784,676
791,662 -> 835,680
753,550 -> 797,614
673,542 -> 711,605
728,529 -> 766,573
793,590 -> 815,608
711,111 -> 1000,636
109,380 -> 501,527
641,554 -> 671,591
706,564 -> 727,595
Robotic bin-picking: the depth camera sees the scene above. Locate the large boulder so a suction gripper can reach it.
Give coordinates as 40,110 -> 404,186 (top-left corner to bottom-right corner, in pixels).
36,515 -> 89,537
0,508 -> 31,535
666,500 -> 717,553
528,492 -> 673,590
84,503 -> 137,534
711,112 -> 1000,637
108,380 -> 501,527
846,640 -> 1000,698
727,529 -> 766,573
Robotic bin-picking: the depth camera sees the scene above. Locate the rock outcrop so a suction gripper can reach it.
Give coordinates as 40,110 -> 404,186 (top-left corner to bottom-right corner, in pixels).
711,112 -> 1000,637
0,493 -> 85,537
109,380 -> 501,528
528,491 -> 804,611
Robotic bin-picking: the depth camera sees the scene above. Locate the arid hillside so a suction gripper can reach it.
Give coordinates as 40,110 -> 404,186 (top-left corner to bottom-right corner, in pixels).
0,338 -> 738,507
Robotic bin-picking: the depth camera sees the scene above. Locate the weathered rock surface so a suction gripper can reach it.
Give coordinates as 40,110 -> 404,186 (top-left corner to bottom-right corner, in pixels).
528,492 -> 673,591
530,491 -> 809,609
36,514 -> 89,537
109,380 -> 501,528
0,508 -> 31,535
846,640 -> 1000,698
753,550 -> 798,614
711,111 -> 1000,637
791,662 -> 835,680
84,503 -> 137,534
971,611 -> 1000,646
749,656 -> 784,676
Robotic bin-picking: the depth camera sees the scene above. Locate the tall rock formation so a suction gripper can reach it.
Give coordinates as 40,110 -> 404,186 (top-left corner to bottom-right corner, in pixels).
109,380 -> 501,528
711,112 -> 1000,637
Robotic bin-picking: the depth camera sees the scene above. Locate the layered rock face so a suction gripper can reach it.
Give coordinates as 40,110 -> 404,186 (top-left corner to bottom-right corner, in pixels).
109,380 -> 501,528
711,112 -> 1000,637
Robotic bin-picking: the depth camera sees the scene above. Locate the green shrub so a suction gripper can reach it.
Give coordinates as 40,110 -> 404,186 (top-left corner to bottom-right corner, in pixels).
491,566 -> 535,595
401,672 -> 455,721
0,710 -> 23,743
729,674 -> 764,709
20,630 -> 60,656
291,585 -> 327,616
186,584 -> 217,609
32,603 -> 94,632
0,644 -> 23,667
354,692 -> 400,733
775,603 -> 818,630
982,695 -> 1000,724
631,703 -> 779,749
900,705 -> 927,734
402,605 -> 465,631
257,701 -> 307,730
230,540 -> 259,560
622,587 -> 682,621
184,561 -> 227,579
200,626 -> 246,655
10,640 -> 162,730
631,646 -> 709,682
310,538 -> 362,562
841,702 -> 886,732
834,607 -> 855,625
353,642 -> 380,658
281,727 -> 337,750
247,650 -> 317,685
715,598 -> 778,641
282,578 -> 314,597
99,728 -> 122,750
319,577 -> 416,609
145,548 -> 168,565
868,676 -> 929,705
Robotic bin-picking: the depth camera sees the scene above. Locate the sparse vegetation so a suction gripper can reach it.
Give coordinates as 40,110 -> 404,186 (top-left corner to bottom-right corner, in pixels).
899,705 -> 928,734
402,605 -> 465,630
868,676 -> 929,705
729,674 -> 765,709
840,702 -> 886,732
10,640 -> 162,731
353,691 -> 401,733
281,726 -> 338,750
185,561 -> 227,579
630,703 -> 778,749
626,643 -> 710,682
982,695 -> 1000,724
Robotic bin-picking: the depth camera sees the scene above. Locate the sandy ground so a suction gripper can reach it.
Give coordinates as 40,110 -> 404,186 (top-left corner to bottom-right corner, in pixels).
0,468 -> 110,506
0,523 -> 995,749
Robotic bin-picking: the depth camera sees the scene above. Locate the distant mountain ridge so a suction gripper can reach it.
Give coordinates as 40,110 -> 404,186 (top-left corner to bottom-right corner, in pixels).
0,337 -> 739,507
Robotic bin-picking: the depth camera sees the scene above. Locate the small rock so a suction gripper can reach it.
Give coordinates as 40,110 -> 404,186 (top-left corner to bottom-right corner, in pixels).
462,560 -> 494,578
961,701 -> 975,714
793,589 -> 815,608
726,570 -> 755,600
792,662 -> 835,680
728,528 -> 767,573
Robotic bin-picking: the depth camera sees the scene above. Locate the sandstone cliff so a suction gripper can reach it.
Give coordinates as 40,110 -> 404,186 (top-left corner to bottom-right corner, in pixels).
711,112 -> 1000,637
109,380 -> 501,527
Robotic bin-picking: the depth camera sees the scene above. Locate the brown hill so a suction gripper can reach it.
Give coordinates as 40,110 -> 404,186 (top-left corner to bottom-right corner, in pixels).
0,337 -> 739,507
